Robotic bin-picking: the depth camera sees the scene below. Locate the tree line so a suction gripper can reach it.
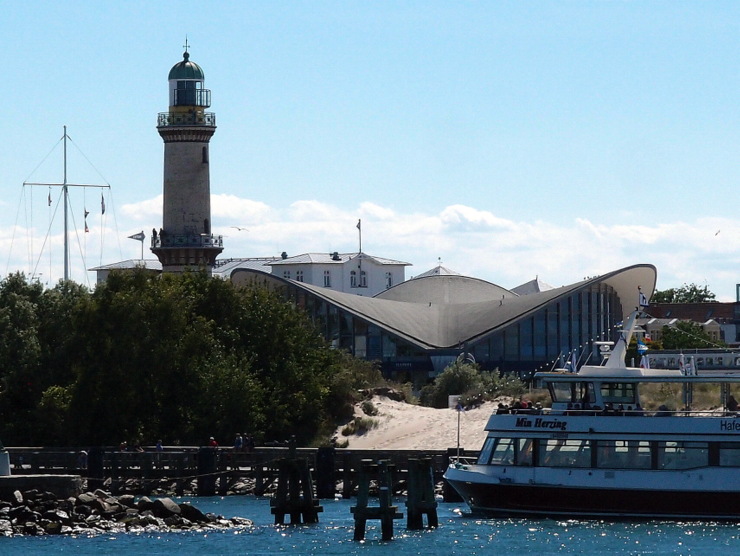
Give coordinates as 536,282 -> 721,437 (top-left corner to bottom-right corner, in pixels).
0,270 -> 381,448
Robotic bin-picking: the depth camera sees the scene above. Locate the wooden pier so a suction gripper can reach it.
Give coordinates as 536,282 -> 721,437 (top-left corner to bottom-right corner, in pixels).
4,446 -> 477,502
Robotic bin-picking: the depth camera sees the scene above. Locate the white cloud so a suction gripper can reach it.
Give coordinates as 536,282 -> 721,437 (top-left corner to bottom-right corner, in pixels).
4,195 -> 738,301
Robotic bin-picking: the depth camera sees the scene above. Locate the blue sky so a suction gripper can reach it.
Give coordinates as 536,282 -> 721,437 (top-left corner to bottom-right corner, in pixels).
1,1 -> 738,300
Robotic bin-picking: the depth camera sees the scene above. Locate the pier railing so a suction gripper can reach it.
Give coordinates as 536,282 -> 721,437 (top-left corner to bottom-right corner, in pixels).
4,446 -> 477,500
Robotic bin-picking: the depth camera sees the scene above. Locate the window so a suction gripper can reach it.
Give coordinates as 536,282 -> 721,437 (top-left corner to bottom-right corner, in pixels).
385,272 -> 392,289
600,383 -> 637,405
359,270 -> 367,288
323,270 -> 331,287
539,439 -> 592,468
478,437 -> 496,464
283,270 -> 291,280
296,270 -> 303,282
719,443 -> 740,466
517,438 -> 534,466
596,440 -> 651,469
350,271 -> 357,288
658,441 -> 708,469
490,438 -> 515,465
202,146 -> 209,163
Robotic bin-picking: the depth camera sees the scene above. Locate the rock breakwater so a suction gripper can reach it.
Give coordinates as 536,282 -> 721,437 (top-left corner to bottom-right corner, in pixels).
0,488 -> 252,537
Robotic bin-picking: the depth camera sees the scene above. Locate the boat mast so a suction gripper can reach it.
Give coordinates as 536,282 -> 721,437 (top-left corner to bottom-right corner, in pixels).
23,126 -> 111,284
63,125 -> 69,282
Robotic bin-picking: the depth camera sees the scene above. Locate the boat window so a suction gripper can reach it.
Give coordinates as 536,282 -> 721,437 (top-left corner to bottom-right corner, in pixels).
600,383 -> 636,405
477,437 -> 496,464
719,443 -> 740,467
517,438 -> 534,466
549,382 -> 574,403
582,382 -> 596,404
596,440 -> 651,469
658,441 -> 708,470
539,439 -> 591,468
490,438 -> 516,465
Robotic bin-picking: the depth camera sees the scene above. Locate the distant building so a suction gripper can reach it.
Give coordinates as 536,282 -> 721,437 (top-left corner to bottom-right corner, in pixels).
647,301 -> 740,347
232,263 -> 655,384
266,252 -> 410,297
89,260 -> 162,285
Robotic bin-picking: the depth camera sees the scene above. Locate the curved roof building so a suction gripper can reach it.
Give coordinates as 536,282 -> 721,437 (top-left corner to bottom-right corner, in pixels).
232,263 -> 656,383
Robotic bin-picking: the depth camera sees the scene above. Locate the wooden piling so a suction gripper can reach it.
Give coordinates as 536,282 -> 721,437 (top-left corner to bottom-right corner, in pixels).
197,446 -> 217,496
350,459 -> 403,541
315,447 -> 335,499
269,438 -> 323,525
405,457 -> 438,529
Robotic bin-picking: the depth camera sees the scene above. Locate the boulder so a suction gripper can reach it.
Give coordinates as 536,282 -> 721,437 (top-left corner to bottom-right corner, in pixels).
152,497 -> 181,518
77,492 -> 96,505
12,490 -> 23,505
179,502 -> 207,523
118,494 -> 136,508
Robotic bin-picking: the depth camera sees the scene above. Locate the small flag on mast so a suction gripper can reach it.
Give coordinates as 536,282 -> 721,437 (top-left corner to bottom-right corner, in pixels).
127,231 -> 146,241
356,219 -> 361,230
638,287 -> 649,308
48,190 -> 52,206
101,194 -> 106,215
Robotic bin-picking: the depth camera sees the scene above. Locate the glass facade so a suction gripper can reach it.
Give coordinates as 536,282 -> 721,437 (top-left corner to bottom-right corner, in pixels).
278,281 -> 623,381
470,283 -> 621,376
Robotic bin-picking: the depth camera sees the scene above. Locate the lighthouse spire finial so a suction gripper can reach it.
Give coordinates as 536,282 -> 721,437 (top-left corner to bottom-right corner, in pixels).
183,36 -> 190,59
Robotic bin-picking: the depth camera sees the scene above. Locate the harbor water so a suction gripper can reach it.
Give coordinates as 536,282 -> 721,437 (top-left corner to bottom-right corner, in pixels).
2,496 -> 737,555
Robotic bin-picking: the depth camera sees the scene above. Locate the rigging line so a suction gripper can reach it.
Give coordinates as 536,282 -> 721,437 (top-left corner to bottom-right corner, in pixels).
640,311 -> 730,351
21,136 -> 64,184
67,194 -> 92,288
6,185 -> 28,277
102,187 -> 124,265
31,191 -> 63,281
66,134 -> 112,186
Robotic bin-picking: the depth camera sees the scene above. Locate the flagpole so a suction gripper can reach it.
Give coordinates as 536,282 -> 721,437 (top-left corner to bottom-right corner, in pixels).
357,218 -> 362,254
63,126 -> 69,282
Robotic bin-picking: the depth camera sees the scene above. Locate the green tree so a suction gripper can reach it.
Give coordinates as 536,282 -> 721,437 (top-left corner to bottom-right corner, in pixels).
652,283 -> 716,303
0,269 -> 388,448
660,321 -> 718,349
0,273 -> 46,443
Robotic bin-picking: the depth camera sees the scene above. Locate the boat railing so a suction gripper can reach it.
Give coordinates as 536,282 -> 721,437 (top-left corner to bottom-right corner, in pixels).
527,407 -> 740,418
448,455 -> 478,468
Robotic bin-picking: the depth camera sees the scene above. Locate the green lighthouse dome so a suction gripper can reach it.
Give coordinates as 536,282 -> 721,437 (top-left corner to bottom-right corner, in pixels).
168,51 -> 205,80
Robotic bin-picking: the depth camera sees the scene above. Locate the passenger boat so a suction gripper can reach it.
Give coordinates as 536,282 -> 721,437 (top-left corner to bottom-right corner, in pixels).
443,307 -> 740,519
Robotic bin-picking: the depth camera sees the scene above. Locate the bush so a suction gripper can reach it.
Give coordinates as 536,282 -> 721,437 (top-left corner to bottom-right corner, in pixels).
419,360 -> 527,408
361,400 -> 378,416
341,416 -> 378,436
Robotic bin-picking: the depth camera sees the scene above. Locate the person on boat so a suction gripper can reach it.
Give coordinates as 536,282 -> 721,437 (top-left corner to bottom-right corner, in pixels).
655,404 -> 671,417
728,395 -> 739,413
209,436 -> 219,448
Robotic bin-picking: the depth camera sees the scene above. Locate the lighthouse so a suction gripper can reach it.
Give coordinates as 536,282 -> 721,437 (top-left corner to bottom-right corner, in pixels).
151,47 -> 223,273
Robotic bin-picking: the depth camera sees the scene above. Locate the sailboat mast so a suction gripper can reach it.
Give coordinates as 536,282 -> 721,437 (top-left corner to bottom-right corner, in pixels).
63,125 -> 69,282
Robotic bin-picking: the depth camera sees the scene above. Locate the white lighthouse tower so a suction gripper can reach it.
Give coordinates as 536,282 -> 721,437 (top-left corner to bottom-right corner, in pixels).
151,46 -> 223,273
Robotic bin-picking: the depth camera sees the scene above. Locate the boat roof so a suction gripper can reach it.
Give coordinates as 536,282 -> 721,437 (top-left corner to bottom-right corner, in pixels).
535,367 -> 740,383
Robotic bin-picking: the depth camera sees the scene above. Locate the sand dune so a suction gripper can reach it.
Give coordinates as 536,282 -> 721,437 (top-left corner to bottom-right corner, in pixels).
335,397 -> 497,451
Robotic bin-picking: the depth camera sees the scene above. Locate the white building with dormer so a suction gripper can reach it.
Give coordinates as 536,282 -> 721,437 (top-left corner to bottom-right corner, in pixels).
268,252 -> 410,297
